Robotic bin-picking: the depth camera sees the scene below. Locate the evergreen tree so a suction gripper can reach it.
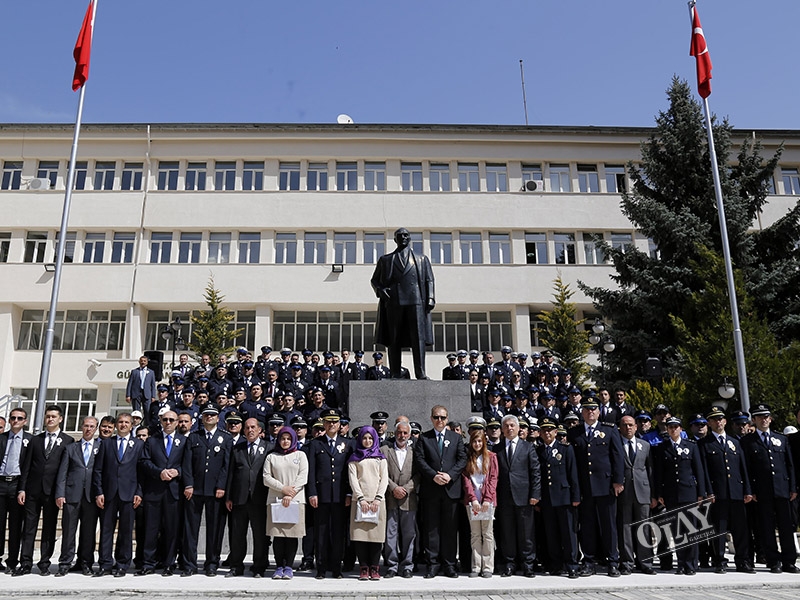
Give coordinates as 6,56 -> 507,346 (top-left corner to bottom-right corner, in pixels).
580,78 -> 800,382
538,274 -> 591,384
189,277 -> 243,360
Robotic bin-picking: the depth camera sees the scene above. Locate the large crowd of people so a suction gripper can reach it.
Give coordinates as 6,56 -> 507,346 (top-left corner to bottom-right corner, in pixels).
0,344 -> 798,581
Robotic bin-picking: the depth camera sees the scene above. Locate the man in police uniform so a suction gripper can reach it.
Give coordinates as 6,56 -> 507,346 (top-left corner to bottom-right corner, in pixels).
367,352 -> 391,380
371,411 -> 390,444
740,403 -> 798,573
180,405 -> 232,577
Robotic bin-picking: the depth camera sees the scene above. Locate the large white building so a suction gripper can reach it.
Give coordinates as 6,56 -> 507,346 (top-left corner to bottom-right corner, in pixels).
1,122 -> 798,431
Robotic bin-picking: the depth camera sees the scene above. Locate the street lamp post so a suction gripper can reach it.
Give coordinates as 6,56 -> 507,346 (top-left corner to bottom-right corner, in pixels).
713,377 -> 736,411
588,319 -> 615,386
160,316 -> 186,372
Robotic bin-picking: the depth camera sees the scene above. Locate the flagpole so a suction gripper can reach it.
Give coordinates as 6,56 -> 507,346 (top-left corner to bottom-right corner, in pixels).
33,0 -> 98,433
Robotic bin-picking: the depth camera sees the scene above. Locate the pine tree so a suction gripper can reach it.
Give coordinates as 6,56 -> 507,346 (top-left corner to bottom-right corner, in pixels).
537,275 -> 591,385
189,277 -> 243,360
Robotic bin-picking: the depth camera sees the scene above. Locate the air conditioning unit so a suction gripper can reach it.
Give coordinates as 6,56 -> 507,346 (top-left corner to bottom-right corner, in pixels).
523,179 -> 545,192
28,178 -> 52,190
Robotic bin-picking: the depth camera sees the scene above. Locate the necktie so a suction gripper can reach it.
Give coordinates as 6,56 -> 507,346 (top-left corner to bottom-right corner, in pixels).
165,434 -> 173,457
673,442 -> 679,452
586,427 -> 593,441
507,440 -> 515,463
118,437 -> 126,460
207,430 -> 213,443
45,433 -> 55,458
329,438 -> 335,452
719,435 -> 726,447
627,440 -> 635,461
83,441 -> 91,466
1,435 -> 18,475
140,368 -> 147,389
248,442 -> 255,464
437,433 -> 444,453
762,432 -> 770,447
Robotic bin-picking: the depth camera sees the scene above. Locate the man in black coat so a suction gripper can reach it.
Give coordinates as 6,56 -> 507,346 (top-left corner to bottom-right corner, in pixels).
0,407 -> 33,573
16,404 -> 74,576
136,410 -> 187,576
698,407 -> 754,573
494,414 -> 541,577
740,403 -> 798,573
371,227 -> 435,380
224,417 -> 272,577
54,416 -> 100,576
412,404 -> 467,578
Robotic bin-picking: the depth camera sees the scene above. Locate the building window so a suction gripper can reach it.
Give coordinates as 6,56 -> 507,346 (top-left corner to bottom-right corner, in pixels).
157,161 -> 179,190
237,232 -> 260,264
73,162 -> 88,190
458,163 -> 480,192
605,165 -> 626,193
647,237 -> 660,260
37,161 -> 59,189
554,233 -> 577,264
178,233 -> 201,264
529,317 -> 544,347
485,164 -> 508,192
577,165 -> 599,193
364,162 -> 386,191
307,163 -> 328,191
83,233 -> 105,263
610,232 -> 634,254
275,233 -> 297,264
145,310 -> 192,352
363,233 -> 385,264
242,161 -> 264,191
149,232 -> 173,263
121,162 -> 144,191
334,232 -> 356,264
460,232 -> 483,264
432,311 -> 512,353
430,233 -> 453,264
185,162 -> 207,191
583,232 -> 605,265
215,161 -> 236,190
272,310 -> 377,353
525,232 -> 548,264
11,388 -> 97,433
488,233 -> 511,264
549,165 -> 571,192
430,164 -> 451,192
336,162 -> 357,191
55,231 -> 77,263
303,232 -> 326,264
782,168 -> 800,195
111,232 -> 135,263
208,232 -> 231,264
94,161 -> 115,190
278,162 -> 300,191
24,231 -> 48,263
1,161 -> 23,190
409,231 -> 423,255
522,164 -> 543,188
18,309 -> 125,351
0,232 -> 10,263
401,163 -> 423,191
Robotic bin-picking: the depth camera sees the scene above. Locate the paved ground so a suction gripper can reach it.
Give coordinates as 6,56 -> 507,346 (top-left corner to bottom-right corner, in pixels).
2,568 -> 799,600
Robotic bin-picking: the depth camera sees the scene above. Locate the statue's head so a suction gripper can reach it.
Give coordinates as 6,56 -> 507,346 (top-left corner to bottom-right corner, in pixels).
394,227 -> 411,249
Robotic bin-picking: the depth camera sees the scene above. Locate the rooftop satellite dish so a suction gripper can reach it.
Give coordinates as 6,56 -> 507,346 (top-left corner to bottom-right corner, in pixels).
337,114 -> 354,124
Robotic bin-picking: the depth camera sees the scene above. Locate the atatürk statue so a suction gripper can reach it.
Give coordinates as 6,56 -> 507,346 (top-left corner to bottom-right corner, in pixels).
370,228 -> 435,380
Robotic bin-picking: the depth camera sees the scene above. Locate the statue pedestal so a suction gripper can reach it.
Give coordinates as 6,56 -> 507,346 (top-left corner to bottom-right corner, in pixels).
348,380 -> 475,430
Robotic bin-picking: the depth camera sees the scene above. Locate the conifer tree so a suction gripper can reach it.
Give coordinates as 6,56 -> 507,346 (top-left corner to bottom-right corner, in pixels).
189,277 -> 243,360
538,275 -> 591,384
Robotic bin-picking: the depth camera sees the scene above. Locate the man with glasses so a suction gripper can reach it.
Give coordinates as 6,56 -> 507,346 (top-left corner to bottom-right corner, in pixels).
0,408 -> 33,573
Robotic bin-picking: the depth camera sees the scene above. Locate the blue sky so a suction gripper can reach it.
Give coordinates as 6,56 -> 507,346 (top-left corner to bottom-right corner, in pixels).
1,0 -> 797,128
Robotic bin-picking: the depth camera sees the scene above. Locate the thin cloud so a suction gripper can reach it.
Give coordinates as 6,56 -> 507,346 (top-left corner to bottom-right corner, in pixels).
0,93 -> 71,122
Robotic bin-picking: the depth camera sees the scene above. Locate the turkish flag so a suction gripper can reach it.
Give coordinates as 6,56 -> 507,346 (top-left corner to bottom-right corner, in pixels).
689,4 -> 712,98
72,1 -> 94,91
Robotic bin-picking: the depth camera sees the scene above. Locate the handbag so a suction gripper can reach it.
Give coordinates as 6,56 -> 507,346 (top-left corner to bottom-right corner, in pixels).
355,503 -> 380,524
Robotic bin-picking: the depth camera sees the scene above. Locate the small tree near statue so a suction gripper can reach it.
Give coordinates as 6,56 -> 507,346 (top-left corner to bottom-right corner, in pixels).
189,277 -> 243,360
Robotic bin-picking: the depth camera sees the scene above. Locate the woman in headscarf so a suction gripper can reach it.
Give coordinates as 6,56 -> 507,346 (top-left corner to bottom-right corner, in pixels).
263,425 -> 308,580
347,425 -> 388,580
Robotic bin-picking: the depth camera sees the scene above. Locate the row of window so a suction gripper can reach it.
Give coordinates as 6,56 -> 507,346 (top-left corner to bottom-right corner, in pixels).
2,230 -> 644,266
9,388 -> 97,433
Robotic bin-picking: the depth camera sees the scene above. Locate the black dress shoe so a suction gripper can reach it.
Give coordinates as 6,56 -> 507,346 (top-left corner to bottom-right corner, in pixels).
205,568 -> 217,577
135,568 -> 155,576
424,567 -> 439,579
580,565 -> 595,577
162,567 -> 174,577
384,571 -> 395,579
13,566 -> 31,576
82,565 -> 94,576
608,566 -> 620,577
113,569 -> 126,577
332,572 -> 343,579
225,570 -> 240,578
567,569 -> 579,579
94,568 -> 113,577
736,564 -> 756,573
181,569 -> 196,577
675,567 -> 685,575
402,569 -> 413,578
55,567 -> 69,577
444,568 -> 458,578
315,571 -> 325,579
640,565 -> 657,575
619,566 -> 632,576
685,569 -> 696,576
770,565 -> 783,574
782,564 -> 800,574
501,567 -> 514,577
523,569 -> 536,578
39,568 -> 51,576
715,565 -> 727,574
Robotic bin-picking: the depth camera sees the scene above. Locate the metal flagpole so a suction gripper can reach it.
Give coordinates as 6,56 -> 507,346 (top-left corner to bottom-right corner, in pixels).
700,97 -> 751,414
33,0 -> 98,433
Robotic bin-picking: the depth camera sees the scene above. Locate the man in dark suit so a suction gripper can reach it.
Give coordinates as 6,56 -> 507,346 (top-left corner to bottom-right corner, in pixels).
698,407 -> 754,573
16,404 -> 74,576
494,414 -> 541,577
468,370 -> 485,412
0,407 -> 33,573
596,389 -> 620,425
413,404 -> 467,578
567,397 -> 625,577
224,417 -> 271,577
307,409 -> 354,579
617,415 -> 656,575
366,352 -> 391,380
740,403 -> 798,573
181,405 -> 232,577
92,412 -> 144,577
126,355 -> 158,415
136,410 -> 187,576
54,416 -> 100,576
370,227 -> 435,380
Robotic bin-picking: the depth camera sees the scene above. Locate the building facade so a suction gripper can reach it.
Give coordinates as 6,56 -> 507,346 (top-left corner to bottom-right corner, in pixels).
1,123 -> 797,430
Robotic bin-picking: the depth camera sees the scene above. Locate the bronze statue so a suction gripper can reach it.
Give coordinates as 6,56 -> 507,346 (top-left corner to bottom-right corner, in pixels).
370,228 -> 435,380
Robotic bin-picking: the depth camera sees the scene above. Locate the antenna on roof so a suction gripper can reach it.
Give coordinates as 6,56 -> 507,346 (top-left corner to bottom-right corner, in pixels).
519,60 -> 529,126
337,114 -> 354,124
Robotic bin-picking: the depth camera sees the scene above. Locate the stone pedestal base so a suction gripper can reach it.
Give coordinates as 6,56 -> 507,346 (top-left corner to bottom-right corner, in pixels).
348,380 -> 474,430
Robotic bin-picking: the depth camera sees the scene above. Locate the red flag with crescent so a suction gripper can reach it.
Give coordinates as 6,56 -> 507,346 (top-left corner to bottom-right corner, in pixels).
689,4 -> 712,98
72,1 -> 94,91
